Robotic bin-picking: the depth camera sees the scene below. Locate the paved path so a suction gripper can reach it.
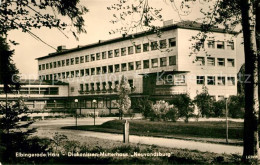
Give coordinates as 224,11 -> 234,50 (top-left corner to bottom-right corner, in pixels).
31,118 -> 243,155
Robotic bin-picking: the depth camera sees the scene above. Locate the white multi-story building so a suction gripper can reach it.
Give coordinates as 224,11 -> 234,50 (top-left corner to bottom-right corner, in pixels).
36,21 -> 238,110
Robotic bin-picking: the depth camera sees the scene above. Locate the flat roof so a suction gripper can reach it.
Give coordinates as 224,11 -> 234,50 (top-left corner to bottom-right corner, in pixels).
36,21 -> 237,61
19,79 -> 69,86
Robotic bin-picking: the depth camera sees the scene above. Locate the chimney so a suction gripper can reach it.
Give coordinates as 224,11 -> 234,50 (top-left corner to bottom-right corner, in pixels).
57,45 -> 66,52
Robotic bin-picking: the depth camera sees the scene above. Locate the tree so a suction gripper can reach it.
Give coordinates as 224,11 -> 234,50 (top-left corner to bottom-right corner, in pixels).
194,86 -> 214,117
212,100 -> 225,117
152,100 -> 178,121
228,95 -> 245,118
171,94 -> 194,122
132,97 -> 153,119
117,76 -> 132,120
108,0 -> 259,160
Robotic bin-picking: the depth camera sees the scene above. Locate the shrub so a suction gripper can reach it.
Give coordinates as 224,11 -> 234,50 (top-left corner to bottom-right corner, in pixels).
194,86 -> 214,117
228,95 -> 245,118
212,100 -> 225,117
152,100 -> 178,122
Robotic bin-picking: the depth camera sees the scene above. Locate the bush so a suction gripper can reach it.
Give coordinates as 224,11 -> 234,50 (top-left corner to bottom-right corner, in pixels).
151,100 -> 178,122
228,95 -> 245,118
212,100 -> 225,117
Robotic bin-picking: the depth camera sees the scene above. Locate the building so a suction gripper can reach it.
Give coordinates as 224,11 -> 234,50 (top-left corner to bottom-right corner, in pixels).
36,21 -> 238,111
0,79 -> 69,111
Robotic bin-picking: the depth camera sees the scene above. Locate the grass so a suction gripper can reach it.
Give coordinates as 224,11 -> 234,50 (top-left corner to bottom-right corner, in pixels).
62,120 -> 244,142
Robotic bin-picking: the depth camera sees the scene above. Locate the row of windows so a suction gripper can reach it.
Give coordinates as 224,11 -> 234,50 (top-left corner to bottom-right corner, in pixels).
39,56 -> 176,80
207,40 -> 234,50
0,87 -> 59,95
196,76 -> 235,86
196,57 -> 235,67
39,38 -> 177,71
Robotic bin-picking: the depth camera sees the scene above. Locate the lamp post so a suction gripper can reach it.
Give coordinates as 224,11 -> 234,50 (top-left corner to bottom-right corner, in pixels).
93,99 -> 97,126
74,99 -> 78,128
225,96 -> 229,144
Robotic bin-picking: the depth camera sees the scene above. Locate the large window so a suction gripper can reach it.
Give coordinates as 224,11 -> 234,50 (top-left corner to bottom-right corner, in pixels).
108,50 -> 113,58
128,46 -> 134,54
115,64 -> 120,72
114,49 -> 120,57
102,52 -> 107,59
80,56 -> 84,63
70,58 -> 74,65
91,68 -> 95,75
96,67 -> 101,75
160,57 -> 167,67
227,59 -> 235,67
85,55 -> 89,62
169,56 -> 176,66
169,38 -> 176,47
102,66 -> 107,74
207,57 -> 215,66
75,57 -> 79,64
160,39 -> 167,49
143,60 -> 149,69
121,63 -> 127,71
174,75 -> 186,85
151,41 -> 158,50
75,70 -> 79,77
136,61 -> 141,70
71,71 -> 75,78
96,53 -> 101,60
143,43 -> 149,52
66,72 -> 70,78
207,40 -> 215,48
91,54 -> 95,61
151,58 -> 158,68
135,44 -> 141,53
108,65 -> 113,73
85,69 -> 90,76
216,41 -> 225,49
49,87 -> 59,95
227,77 -> 235,85
217,76 -> 225,85
217,58 -> 225,66
121,48 -> 126,56
128,62 -> 134,71
80,69 -> 84,77
196,57 -> 205,66
197,76 -> 205,84
207,76 -> 215,85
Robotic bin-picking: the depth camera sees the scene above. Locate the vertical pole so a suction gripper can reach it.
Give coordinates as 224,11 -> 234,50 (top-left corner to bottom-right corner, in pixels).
226,98 -> 228,144
123,120 -> 129,143
94,105 -> 96,126
76,103 -> 78,128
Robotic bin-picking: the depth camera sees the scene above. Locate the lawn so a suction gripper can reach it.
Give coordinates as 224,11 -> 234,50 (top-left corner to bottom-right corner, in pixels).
62,119 -> 244,141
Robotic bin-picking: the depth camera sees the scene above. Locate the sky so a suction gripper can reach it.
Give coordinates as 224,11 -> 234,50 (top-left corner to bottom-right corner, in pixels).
7,0 -> 244,78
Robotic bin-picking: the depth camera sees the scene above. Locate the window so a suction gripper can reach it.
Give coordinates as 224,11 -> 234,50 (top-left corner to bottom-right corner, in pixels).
90,83 -> 94,91
217,41 -> 225,49
102,66 -> 107,74
197,76 -> 205,84
217,58 -> 225,66
62,72 -> 65,79
143,60 -> 149,69
169,56 -> 176,66
227,41 -> 234,50
91,54 -> 95,61
80,56 -> 84,63
96,83 -> 101,91
207,57 -> 215,66
75,57 -> 79,64
160,39 -> 167,49
62,60 -> 65,66
85,69 -> 89,76
114,49 -> 120,57
160,57 -> 167,67
75,70 -> 79,77
53,61 -> 57,68
49,87 -> 59,95
85,84 -> 89,91
128,46 -> 134,54
152,58 -> 158,68
169,38 -> 176,47
108,50 -> 113,58
42,64 -> 45,70
96,53 -> 101,60
50,62 -> 53,69
128,62 -> 134,71
102,52 -> 107,59
121,63 -> 127,71
96,67 -> 101,75
207,76 -> 215,85
108,65 -> 113,73
227,77 -> 235,85
70,58 -> 74,65
151,41 -> 158,50
66,72 -> 70,78
85,55 -> 89,62
39,65 -> 41,71
128,79 -> 133,88
46,75 -> 49,80
115,64 -> 120,72
91,68 -> 95,75
46,63 -> 49,69
227,59 -> 235,67
217,76 -> 225,85
80,84 -> 84,91
135,44 -> 141,53
121,48 -> 126,56
66,59 -> 70,66
208,40 -> 215,48
136,61 -> 141,70
80,69 -> 84,77
71,71 -> 75,78
57,61 -> 61,67
143,43 -> 149,52
196,57 -> 205,66
174,75 -> 186,85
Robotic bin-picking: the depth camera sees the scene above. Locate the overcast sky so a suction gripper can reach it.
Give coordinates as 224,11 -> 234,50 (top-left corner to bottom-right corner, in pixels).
7,0 -> 244,78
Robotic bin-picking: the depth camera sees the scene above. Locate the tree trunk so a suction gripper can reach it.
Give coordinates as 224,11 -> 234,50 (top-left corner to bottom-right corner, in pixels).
241,0 -> 259,161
